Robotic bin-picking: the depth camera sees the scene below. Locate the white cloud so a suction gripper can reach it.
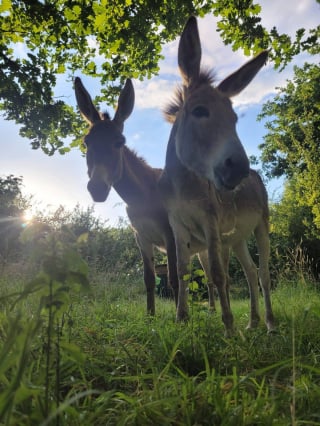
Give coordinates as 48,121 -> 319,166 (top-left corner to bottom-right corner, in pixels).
134,79 -> 177,110
132,132 -> 141,141
258,0 -> 319,38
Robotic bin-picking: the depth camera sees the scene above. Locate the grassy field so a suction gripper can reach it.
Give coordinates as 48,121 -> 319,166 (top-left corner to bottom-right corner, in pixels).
1,264 -> 320,425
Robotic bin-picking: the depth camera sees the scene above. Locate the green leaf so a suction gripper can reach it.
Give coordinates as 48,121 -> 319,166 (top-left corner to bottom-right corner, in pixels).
72,5 -> 81,17
56,63 -> 65,73
0,0 -> 11,13
193,268 -> 205,277
189,281 -> 199,291
60,342 -> 86,363
86,61 -> 96,73
13,383 -> 41,405
94,13 -> 107,31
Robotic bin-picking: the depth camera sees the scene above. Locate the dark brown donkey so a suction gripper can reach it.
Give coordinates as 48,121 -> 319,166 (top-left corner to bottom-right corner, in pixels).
74,77 -> 216,314
159,17 -> 275,334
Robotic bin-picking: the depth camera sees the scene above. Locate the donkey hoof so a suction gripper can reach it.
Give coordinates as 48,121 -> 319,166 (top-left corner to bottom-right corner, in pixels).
267,324 -> 277,335
224,326 -> 236,338
266,317 -> 277,334
176,311 -> 189,323
246,320 -> 260,330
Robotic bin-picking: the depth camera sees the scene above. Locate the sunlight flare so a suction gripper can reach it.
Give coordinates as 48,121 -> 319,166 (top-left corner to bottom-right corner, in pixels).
21,209 -> 34,227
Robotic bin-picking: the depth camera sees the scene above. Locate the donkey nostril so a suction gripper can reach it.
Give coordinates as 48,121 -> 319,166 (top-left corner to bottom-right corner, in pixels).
225,158 -> 233,168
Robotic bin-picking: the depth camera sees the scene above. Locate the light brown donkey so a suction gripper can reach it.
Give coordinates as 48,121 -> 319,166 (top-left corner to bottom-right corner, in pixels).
74,77 -> 216,314
159,17 -> 275,334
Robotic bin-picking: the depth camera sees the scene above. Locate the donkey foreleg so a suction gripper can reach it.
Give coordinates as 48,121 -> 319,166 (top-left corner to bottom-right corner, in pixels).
255,224 -> 276,332
173,234 -> 192,322
165,233 -> 179,307
137,237 -> 156,316
208,237 -> 234,335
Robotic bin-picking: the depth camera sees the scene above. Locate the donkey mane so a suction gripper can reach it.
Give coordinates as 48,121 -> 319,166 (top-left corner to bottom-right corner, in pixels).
124,145 -> 149,167
101,111 -> 111,120
98,112 -> 155,172
123,145 -> 162,176
163,69 -> 216,123
163,86 -> 184,124
99,112 -> 152,170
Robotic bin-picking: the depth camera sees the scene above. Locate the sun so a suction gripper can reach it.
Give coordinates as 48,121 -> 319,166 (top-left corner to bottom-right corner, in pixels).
22,209 -> 34,224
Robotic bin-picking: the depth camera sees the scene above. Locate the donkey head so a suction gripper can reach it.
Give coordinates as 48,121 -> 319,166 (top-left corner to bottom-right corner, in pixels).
173,16 -> 268,190
75,78 -> 134,202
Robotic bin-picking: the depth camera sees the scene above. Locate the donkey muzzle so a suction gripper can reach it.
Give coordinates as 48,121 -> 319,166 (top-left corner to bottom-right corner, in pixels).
215,153 -> 250,190
87,179 -> 111,202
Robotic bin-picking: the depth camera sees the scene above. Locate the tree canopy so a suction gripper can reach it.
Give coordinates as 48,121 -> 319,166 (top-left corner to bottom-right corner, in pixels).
1,0 -> 319,154
0,174 -> 31,262
0,174 -> 28,216
259,62 -> 320,230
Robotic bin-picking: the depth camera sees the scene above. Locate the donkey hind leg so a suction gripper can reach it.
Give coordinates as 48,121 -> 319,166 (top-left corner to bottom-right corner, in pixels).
197,250 -> 215,311
255,224 -> 276,332
136,236 -> 156,316
233,241 -> 260,329
165,233 -> 179,307
221,246 -> 234,310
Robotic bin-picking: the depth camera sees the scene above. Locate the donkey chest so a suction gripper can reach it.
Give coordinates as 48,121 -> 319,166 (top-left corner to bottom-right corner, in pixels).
167,200 -> 211,246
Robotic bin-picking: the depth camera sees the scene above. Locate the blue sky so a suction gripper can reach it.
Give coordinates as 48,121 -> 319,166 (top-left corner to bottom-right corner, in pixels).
1,0 -> 319,226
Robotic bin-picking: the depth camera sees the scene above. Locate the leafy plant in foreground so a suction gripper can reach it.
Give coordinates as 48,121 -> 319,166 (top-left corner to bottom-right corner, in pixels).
0,225 -> 90,425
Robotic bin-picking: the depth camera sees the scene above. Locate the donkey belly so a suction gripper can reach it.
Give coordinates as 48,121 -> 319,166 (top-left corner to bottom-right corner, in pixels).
130,215 -> 168,252
221,210 -> 262,247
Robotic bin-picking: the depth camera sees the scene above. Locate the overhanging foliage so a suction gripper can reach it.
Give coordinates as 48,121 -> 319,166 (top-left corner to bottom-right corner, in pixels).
1,0 -> 319,153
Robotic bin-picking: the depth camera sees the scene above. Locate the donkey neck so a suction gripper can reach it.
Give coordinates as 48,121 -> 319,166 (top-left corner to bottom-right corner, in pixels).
113,146 -> 160,206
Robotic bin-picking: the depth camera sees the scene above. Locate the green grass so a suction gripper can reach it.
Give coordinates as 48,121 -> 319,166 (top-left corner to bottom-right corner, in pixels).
1,268 -> 320,425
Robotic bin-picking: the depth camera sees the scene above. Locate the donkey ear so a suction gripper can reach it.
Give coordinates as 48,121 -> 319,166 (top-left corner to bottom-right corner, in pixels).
74,77 -> 101,124
113,79 -> 135,129
178,16 -> 201,86
217,50 -> 268,97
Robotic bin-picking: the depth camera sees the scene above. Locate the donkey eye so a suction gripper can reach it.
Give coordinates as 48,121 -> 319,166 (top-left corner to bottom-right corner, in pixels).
192,106 -> 210,118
